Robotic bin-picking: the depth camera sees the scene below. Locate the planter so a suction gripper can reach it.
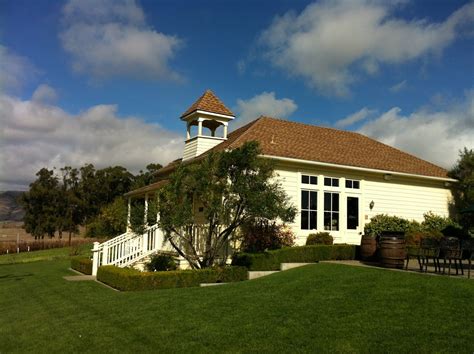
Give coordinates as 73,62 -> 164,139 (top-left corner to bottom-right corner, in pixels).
379,234 -> 406,269
360,235 -> 377,261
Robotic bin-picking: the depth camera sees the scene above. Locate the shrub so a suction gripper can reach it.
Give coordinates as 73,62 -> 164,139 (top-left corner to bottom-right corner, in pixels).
306,232 -> 333,245
239,221 -> 295,253
71,257 -> 93,275
146,254 -> 177,272
232,244 -> 356,271
97,265 -> 248,291
421,212 -> 462,235
364,214 -> 413,237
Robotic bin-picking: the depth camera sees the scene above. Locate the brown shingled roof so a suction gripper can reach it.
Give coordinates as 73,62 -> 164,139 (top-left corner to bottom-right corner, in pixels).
181,90 -> 234,118
156,116 -> 448,179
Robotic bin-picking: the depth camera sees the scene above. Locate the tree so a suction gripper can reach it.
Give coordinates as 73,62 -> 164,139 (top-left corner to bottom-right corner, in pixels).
21,168 -> 60,239
157,141 -> 297,269
132,163 -> 163,189
448,148 -> 474,231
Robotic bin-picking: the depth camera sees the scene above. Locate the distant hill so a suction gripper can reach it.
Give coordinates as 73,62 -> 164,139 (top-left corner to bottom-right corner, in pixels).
0,191 -> 25,221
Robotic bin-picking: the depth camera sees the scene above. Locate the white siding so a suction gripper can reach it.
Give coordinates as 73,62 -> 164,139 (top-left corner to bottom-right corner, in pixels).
183,137 -> 225,161
363,176 -> 451,222
273,161 -> 451,246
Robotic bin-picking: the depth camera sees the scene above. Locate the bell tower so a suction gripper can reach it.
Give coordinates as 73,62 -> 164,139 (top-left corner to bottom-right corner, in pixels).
181,90 -> 235,161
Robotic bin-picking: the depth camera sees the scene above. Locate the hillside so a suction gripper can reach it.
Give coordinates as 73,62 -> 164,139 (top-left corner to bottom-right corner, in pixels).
0,191 -> 25,221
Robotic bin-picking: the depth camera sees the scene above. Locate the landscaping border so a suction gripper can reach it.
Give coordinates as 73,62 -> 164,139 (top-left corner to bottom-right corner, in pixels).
232,244 -> 356,270
70,257 -> 93,275
97,265 -> 248,291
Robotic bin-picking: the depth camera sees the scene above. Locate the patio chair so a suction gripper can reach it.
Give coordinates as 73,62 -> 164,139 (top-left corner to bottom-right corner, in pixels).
461,239 -> 474,279
405,245 -> 423,271
439,237 -> 463,276
419,238 -> 440,273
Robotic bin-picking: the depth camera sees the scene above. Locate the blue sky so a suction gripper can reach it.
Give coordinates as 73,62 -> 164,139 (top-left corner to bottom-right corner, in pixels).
1,0 -> 473,190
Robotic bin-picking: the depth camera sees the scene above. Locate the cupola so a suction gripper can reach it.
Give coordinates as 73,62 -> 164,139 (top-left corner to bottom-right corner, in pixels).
181,90 -> 235,161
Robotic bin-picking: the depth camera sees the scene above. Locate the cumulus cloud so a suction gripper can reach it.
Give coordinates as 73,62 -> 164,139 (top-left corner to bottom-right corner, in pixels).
259,1 -> 474,96
32,84 -> 58,104
335,107 -> 376,128
389,80 -> 407,93
59,0 -> 183,81
0,89 -> 183,190
233,92 -> 297,129
358,91 -> 474,169
0,45 -> 38,92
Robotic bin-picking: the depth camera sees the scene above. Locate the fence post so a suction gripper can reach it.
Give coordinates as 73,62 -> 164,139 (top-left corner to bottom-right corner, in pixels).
92,242 -> 100,276
143,229 -> 149,253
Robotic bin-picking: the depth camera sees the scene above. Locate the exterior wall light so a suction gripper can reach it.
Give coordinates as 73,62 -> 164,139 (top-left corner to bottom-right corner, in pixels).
369,200 -> 375,210
383,174 -> 393,181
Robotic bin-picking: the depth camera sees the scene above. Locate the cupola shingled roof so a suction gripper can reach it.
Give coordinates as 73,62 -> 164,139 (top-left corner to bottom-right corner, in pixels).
180,90 -> 234,118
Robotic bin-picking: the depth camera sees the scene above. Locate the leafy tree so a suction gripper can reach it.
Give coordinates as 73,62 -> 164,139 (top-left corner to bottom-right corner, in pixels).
132,163 -> 163,189
86,197 -> 128,238
57,167 -> 83,244
21,168 -> 60,239
157,141 -> 297,269
448,148 -> 474,231
79,164 -> 134,227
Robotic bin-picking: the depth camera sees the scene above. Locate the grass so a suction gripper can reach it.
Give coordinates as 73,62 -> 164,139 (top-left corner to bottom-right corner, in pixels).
0,244 -> 92,265
1,260 -> 473,353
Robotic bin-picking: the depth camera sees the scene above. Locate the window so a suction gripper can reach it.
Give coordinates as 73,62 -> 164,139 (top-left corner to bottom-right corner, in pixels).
324,192 -> 339,231
324,177 -> 339,187
347,197 -> 359,230
301,174 -> 317,185
301,190 -> 317,230
345,179 -> 360,189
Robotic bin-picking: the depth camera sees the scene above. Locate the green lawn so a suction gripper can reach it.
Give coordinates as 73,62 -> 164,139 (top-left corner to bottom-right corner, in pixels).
1,260 -> 473,353
0,244 -> 92,265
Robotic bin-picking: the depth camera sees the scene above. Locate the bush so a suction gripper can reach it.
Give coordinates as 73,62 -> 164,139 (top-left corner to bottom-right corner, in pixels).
306,232 -> 333,245
71,257 -> 93,275
232,244 -> 356,271
421,212 -> 463,235
239,221 -> 295,253
146,254 -> 177,272
405,230 -> 444,247
364,214 -> 414,237
97,265 -> 248,291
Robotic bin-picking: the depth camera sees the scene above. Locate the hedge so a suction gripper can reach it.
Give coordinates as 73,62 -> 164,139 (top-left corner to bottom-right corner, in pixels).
97,265 -> 248,291
71,257 -> 93,275
232,244 -> 356,271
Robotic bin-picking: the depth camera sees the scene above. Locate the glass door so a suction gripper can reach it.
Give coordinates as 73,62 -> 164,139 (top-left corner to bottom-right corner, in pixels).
347,196 -> 359,231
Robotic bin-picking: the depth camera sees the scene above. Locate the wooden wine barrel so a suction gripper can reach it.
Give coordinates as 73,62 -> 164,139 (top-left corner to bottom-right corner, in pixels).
360,235 -> 377,261
379,234 -> 406,269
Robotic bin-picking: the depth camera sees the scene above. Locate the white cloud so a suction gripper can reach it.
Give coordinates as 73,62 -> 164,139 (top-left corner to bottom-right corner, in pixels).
32,84 -> 58,104
0,88 -> 183,190
389,80 -> 407,93
59,0 -> 183,81
0,45 -> 38,92
233,92 -> 297,129
358,91 -> 474,168
335,107 -> 375,128
260,1 -> 474,96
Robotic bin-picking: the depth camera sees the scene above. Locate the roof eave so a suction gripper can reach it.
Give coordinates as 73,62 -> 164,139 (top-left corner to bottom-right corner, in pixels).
262,154 -> 457,183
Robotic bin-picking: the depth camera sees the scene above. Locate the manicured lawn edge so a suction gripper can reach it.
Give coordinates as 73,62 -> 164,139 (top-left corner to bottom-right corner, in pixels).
232,244 -> 356,270
70,257 -> 93,275
97,265 -> 248,291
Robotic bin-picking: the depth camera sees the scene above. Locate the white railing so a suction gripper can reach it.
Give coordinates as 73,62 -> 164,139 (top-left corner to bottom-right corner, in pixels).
91,224 -> 165,276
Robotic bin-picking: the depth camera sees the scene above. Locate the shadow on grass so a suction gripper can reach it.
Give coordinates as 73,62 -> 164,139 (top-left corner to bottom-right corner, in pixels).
0,273 -> 34,282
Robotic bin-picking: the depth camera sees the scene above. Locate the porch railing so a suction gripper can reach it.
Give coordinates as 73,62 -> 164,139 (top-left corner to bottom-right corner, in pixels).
91,224 -> 164,276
